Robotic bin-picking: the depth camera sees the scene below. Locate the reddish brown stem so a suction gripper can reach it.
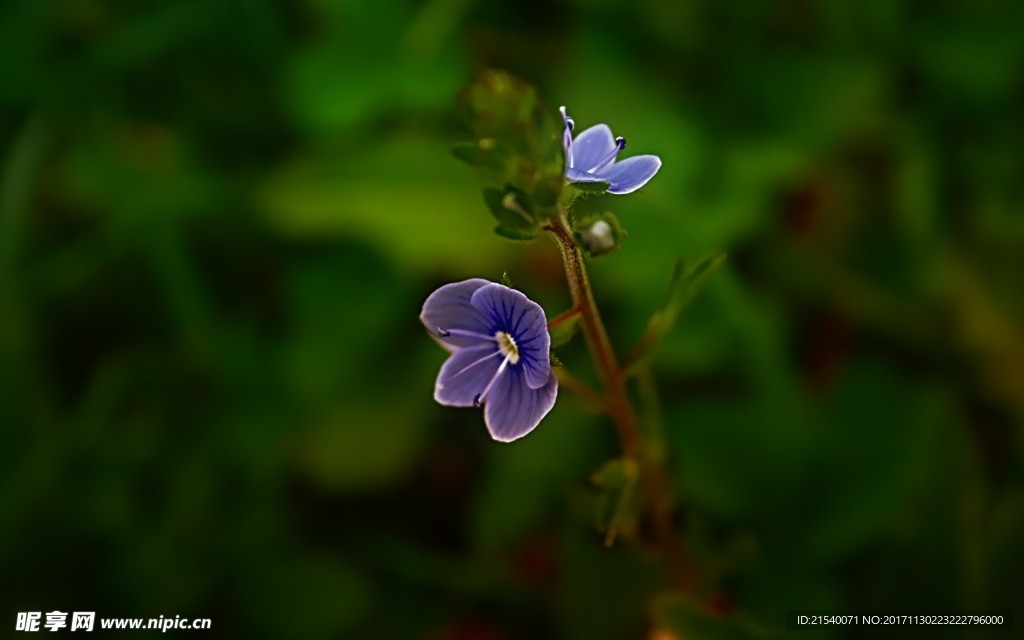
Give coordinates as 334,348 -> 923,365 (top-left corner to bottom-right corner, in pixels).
546,211 -> 690,586
547,306 -> 582,330
546,214 -> 639,454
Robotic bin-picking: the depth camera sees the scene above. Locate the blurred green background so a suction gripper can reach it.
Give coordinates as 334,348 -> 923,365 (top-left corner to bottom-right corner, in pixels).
2,0 -> 1023,638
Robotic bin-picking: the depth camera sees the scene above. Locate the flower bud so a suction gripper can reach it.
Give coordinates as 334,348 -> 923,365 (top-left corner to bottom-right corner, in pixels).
579,219 -> 618,256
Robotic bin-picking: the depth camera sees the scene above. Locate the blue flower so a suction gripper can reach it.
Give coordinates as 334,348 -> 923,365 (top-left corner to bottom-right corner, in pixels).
560,106 -> 662,194
420,279 -> 558,442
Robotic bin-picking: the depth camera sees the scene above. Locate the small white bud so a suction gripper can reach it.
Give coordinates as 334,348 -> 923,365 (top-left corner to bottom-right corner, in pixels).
580,220 -> 617,255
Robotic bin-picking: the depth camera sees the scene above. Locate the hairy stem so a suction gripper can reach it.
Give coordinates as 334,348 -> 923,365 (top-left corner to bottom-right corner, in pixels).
546,213 -> 639,454
546,211 -> 684,578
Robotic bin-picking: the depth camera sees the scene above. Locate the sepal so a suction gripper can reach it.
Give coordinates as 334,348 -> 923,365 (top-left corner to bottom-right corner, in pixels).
571,180 -> 610,194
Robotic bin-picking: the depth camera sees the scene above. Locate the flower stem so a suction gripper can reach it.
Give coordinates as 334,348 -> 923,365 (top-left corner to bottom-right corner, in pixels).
546,213 -> 639,455
546,211 -> 687,583
554,367 -> 605,412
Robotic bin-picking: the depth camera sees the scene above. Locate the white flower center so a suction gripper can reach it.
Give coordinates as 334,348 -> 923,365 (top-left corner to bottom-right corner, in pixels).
495,331 -> 520,365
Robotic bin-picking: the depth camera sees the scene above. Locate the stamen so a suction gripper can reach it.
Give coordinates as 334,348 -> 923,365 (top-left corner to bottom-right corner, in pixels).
559,106 -> 575,131
475,353 -> 512,406
437,327 -> 498,342
452,349 -> 502,379
560,106 -> 575,168
588,136 -> 626,173
494,331 -> 520,364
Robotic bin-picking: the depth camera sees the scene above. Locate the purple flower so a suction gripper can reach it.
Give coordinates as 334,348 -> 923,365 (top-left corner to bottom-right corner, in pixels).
560,106 -> 662,194
420,279 -> 558,442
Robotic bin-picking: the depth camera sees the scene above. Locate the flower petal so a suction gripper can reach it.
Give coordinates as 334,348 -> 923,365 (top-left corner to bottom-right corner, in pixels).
470,283 -> 551,389
484,368 -> 558,442
565,167 -> 608,185
569,124 -> 617,172
600,155 -> 662,194
434,346 -> 501,407
420,278 -> 492,350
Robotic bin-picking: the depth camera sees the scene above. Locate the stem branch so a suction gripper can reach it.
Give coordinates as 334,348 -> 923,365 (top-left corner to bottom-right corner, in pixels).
547,306 -> 582,330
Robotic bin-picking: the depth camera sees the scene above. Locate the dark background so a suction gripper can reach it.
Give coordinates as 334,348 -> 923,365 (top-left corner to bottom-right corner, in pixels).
1,1 -> 1022,638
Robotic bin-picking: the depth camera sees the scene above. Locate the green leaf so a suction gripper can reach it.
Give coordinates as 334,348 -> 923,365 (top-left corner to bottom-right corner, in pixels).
483,185 -> 541,242
493,224 -> 537,241
590,457 -> 640,546
548,311 -> 580,348
450,142 -> 480,166
591,457 -> 636,488
482,186 -> 535,230
626,253 -> 727,374
663,253 -> 728,319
